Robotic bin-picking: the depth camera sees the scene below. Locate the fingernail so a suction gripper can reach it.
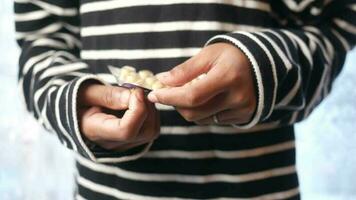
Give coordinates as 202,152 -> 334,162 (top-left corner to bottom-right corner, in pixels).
117,89 -> 130,105
147,92 -> 158,103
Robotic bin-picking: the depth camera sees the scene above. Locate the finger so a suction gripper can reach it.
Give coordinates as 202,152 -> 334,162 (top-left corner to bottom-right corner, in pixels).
99,102 -> 160,151
81,89 -> 148,142
79,83 -> 131,110
80,106 -> 124,141
154,105 -> 161,138
138,100 -> 160,142
156,49 -> 215,86
176,92 -> 229,122
195,108 -> 252,125
148,67 -> 230,107
118,88 -> 148,141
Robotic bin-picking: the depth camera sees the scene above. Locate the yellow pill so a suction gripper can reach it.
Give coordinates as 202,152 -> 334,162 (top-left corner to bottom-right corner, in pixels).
128,71 -> 138,76
119,73 -> 126,81
122,65 -> 136,72
152,81 -> 164,90
120,69 -> 130,76
120,68 -> 136,80
126,74 -> 139,83
120,71 -> 135,81
145,77 -> 157,86
143,83 -> 153,90
138,70 -> 154,79
134,79 -> 145,87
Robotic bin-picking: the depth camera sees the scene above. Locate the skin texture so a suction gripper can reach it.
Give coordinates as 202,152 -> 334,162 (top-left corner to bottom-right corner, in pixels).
148,43 -> 257,125
77,83 -> 160,151
77,42 -> 256,150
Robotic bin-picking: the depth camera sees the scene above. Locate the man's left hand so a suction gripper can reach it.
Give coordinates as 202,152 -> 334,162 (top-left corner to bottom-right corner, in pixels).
147,43 -> 256,125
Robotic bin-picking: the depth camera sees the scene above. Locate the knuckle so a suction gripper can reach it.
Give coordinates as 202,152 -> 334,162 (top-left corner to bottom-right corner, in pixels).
234,93 -> 248,107
240,94 -> 250,106
186,93 -> 200,107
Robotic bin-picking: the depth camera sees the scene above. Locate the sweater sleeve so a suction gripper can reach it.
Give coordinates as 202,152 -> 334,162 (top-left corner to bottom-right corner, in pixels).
15,0 -> 151,163
206,0 -> 356,129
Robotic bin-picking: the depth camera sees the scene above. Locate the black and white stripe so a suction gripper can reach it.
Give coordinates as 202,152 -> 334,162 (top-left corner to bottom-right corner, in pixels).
15,0 -> 355,199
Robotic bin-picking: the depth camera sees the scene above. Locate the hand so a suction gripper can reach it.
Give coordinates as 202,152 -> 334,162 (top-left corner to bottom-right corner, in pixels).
77,82 -> 160,151
147,43 -> 256,125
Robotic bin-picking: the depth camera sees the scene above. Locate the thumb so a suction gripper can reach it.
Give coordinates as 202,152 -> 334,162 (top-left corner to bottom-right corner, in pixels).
156,52 -> 210,86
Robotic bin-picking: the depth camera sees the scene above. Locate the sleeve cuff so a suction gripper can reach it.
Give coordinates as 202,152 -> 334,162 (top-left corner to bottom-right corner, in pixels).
68,75 -> 152,163
205,32 -> 277,129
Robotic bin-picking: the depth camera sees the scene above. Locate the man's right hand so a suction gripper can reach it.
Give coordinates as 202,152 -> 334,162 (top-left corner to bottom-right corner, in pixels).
77,82 -> 160,151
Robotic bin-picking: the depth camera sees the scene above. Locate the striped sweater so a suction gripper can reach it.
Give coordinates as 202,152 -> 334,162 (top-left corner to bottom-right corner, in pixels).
15,0 -> 355,199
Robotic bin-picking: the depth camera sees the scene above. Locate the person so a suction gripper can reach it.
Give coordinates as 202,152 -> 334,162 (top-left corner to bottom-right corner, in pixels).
15,0 -> 355,199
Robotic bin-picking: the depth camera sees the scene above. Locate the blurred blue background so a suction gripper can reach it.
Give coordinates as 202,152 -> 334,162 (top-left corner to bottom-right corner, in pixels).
1,1 -> 355,200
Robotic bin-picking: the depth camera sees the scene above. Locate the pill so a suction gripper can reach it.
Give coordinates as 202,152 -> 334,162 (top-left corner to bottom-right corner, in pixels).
138,70 -> 154,79
120,69 -> 130,76
116,66 -> 170,91
122,71 -> 136,81
120,70 -> 135,81
125,74 -> 139,83
134,79 -> 145,87
152,81 -> 164,90
120,66 -> 136,77
145,77 -> 157,86
119,72 -> 128,80
122,65 -> 136,72
143,84 -> 152,90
